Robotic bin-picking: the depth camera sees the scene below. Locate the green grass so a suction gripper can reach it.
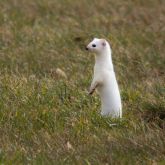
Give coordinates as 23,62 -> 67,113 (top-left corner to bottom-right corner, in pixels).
0,0 -> 165,164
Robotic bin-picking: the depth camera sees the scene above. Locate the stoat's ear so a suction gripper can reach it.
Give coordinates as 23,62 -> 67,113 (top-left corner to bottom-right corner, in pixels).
101,39 -> 106,47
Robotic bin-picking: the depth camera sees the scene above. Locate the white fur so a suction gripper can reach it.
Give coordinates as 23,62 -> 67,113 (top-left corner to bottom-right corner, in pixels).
86,38 -> 122,118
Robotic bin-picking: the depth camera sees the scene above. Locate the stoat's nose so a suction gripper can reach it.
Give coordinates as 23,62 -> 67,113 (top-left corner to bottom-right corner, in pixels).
85,47 -> 89,50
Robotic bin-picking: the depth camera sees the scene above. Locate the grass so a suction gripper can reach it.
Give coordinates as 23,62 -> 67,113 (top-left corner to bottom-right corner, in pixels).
0,0 -> 165,164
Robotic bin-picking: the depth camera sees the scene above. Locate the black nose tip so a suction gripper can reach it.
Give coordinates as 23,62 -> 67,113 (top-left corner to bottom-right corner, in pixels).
86,47 -> 88,50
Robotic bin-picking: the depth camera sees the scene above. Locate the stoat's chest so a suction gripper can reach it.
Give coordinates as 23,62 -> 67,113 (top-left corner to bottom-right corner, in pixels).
94,62 -> 114,75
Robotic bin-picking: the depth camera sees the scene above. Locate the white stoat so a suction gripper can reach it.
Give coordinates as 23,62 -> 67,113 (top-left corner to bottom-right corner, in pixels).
86,38 -> 122,118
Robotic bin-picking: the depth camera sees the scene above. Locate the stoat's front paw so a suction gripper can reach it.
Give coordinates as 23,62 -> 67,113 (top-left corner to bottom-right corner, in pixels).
88,88 -> 95,95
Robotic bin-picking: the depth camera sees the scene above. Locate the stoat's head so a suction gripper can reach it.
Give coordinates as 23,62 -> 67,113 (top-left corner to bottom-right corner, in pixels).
86,38 -> 109,54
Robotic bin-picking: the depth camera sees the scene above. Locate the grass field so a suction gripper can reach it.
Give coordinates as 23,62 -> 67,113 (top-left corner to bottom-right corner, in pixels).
0,0 -> 165,164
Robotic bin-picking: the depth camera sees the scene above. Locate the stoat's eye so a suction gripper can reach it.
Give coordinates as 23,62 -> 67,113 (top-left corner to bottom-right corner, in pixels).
92,44 -> 96,47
